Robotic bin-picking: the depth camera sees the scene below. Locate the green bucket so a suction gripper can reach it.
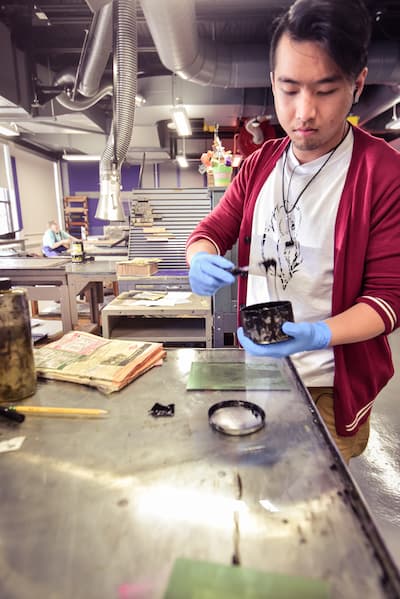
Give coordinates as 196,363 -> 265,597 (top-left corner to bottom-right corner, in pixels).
212,165 -> 233,187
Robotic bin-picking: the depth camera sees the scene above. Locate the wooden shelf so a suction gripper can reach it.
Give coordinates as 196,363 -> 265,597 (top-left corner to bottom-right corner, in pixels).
64,196 -> 88,238
64,196 -> 87,203
64,207 -> 88,214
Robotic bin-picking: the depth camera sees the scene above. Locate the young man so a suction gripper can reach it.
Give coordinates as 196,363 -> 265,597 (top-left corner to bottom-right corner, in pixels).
186,0 -> 400,463
42,220 -> 76,257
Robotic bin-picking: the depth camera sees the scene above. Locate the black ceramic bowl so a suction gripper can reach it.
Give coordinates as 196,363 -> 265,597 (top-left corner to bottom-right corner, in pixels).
240,300 -> 294,344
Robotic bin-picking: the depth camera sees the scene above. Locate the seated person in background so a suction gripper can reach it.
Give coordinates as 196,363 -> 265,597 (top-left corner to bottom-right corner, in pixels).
42,220 -> 77,257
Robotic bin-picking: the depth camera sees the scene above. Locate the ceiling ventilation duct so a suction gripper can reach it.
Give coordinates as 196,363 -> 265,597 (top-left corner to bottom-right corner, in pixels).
140,0 -> 400,88
54,1 -> 113,112
140,0 -> 269,88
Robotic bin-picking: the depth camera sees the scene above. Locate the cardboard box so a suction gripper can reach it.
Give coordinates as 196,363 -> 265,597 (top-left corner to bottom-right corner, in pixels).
116,259 -> 159,277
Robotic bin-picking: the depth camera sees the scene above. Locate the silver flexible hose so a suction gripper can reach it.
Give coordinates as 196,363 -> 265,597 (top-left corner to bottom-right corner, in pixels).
96,0 -> 137,220
105,0 -> 137,164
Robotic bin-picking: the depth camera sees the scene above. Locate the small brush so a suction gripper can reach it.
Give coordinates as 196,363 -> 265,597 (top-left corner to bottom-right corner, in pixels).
230,260 -> 276,277
230,265 -> 250,276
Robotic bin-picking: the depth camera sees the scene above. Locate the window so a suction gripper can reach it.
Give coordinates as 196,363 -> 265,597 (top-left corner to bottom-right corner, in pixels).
0,187 -> 14,236
0,144 -> 20,237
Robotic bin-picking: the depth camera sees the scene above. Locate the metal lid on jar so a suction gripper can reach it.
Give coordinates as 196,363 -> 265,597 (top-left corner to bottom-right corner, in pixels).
0,278 -> 11,290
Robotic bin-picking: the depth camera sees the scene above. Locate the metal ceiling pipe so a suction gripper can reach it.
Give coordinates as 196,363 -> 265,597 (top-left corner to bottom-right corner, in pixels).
95,0 -> 137,221
140,0 -> 269,88
53,68 -> 76,90
140,0 -> 400,88
54,2 -> 113,110
55,85 -> 113,111
78,1 -> 113,97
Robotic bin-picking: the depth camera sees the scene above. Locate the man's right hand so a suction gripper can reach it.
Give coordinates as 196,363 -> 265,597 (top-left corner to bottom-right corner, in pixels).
189,252 -> 236,296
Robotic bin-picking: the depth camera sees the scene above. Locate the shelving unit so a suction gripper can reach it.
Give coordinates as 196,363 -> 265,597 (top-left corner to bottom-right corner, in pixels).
101,293 -> 212,347
64,195 -> 88,239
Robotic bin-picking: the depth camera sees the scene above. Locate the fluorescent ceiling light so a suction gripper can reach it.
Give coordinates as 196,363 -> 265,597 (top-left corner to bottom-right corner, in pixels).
0,123 -> 19,137
171,105 -> 192,136
386,104 -> 400,130
35,10 -> 48,20
33,4 -> 48,20
62,154 -> 101,162
176,154 -> 189,168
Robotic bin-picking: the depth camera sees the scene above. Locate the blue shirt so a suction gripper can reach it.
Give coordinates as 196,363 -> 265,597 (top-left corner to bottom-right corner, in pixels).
42,228 -> 70,248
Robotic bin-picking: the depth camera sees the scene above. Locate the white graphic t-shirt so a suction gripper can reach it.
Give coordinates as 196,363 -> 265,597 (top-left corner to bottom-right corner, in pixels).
247,129 -> 354,386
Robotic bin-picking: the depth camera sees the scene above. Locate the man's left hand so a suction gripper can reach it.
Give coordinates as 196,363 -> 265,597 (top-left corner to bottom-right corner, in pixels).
237,321 -> 332,358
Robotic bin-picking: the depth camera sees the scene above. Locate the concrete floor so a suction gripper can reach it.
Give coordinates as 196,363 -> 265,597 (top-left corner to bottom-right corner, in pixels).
349,329 -> 400,570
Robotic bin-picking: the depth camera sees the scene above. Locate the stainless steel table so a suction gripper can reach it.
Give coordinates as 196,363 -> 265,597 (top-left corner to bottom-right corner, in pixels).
0,257 -> 72,332
0,349 -> 399,599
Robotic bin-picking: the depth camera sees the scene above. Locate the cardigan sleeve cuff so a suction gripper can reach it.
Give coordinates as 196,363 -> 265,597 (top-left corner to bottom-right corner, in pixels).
357,296 -> 397,334
185,234 -> 221,256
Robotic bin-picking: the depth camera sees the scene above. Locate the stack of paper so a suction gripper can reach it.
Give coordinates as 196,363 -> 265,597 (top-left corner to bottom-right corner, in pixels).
34,331 -> 166,393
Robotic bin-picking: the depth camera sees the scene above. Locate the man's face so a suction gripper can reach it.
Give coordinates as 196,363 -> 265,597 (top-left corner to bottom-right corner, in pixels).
271,33 -> 367,163
51,223 -> 60,233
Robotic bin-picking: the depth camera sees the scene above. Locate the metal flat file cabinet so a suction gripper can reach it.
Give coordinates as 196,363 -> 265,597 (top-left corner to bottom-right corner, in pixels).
210,187 -> 239,347
101,292 -> 213,347
0,349 -> 399,599
117,270 -> 191,294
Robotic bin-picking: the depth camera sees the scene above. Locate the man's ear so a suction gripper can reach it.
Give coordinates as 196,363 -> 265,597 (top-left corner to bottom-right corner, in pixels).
270,72 -> 275,95
354,67 -> 368,103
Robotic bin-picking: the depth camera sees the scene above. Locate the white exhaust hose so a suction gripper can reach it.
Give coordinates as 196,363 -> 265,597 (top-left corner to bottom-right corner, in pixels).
96,0 -> 137,221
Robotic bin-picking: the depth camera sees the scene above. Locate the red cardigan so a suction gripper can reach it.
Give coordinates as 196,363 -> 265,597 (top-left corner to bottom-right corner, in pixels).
187,126 -> 400,436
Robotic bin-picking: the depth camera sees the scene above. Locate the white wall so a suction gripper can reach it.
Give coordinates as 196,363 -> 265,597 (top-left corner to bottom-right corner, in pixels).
11,145 -> 59,236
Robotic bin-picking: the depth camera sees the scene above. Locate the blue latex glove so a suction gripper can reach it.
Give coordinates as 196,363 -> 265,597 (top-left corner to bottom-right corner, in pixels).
237,321 -> 332,358
189,252 -> 236,296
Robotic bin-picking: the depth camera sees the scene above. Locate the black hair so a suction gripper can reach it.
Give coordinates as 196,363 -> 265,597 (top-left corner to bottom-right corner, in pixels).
269,0 -> 371,81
